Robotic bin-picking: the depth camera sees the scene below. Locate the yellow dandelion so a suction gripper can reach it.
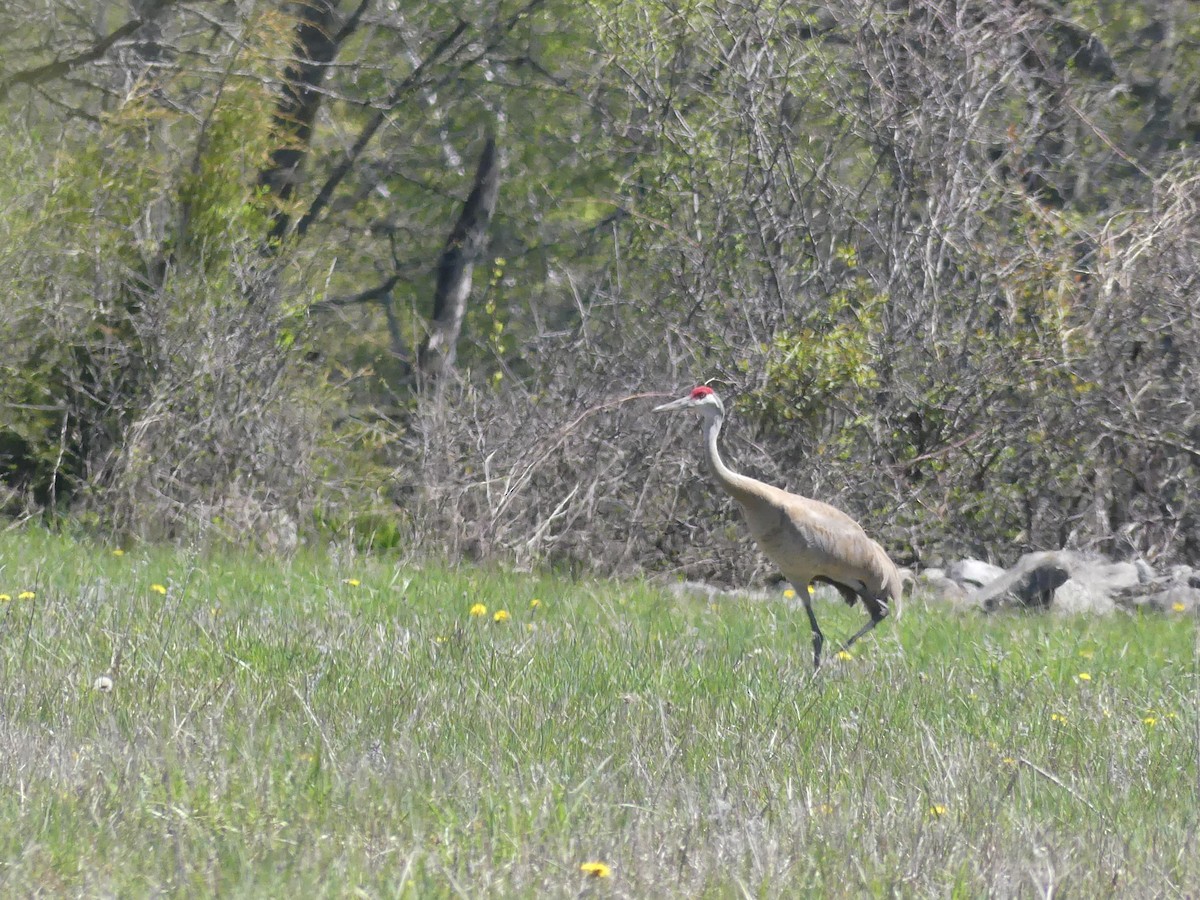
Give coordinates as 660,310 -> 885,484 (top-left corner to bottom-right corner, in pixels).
529,598 -> 541,609
1143,716 -> 1158,727
1001,757 -> 1017,766
493,609 -> 510,623
1165,712 -> 1178,720
150,584 -> 167,595
469,603 -> 487,618
580,861 -> 612,879
0,594 -> 9,602
526,623 -> 536,633
928,804 -> 948,818
1050,712 -> 1068,724
1172,602 -> 1186,612
342,578 -> 361,587
783,588 -> 796,599
808,585 -> 815,595
18,590 -> 35,600
1077,672 -> 1091,681
836,650 -> 854,661
111,549 -> 125,557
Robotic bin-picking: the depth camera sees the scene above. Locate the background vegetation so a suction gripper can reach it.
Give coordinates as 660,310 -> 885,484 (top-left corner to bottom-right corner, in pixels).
2,0 -> 1200,582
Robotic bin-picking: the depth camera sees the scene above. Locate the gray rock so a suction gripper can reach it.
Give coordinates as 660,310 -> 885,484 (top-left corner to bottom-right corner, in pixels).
1135,558 -> 1156,584
1115,564 -> 1200,612
966,551 -> 1139,614
914,567 -> 968,604
946,558 -> 1006,589
969,551 -> 1074,612
1125,584 -> 1200,612
1064,559 -> 1140,614
1167,564 -> 1198,584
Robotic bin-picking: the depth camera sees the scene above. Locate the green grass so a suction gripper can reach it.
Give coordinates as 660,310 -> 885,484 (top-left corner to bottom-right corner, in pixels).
0,527 -> 1197,897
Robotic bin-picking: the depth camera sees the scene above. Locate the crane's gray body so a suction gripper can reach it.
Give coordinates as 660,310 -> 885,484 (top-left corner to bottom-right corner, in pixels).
733,477 -> 902,610
655,386 -> 901,665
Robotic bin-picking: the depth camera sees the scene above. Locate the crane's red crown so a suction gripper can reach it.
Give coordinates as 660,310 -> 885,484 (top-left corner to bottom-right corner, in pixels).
690,386 -> 715,399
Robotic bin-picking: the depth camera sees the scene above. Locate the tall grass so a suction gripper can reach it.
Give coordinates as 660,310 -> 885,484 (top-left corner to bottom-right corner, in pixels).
0,528 -> 1196,896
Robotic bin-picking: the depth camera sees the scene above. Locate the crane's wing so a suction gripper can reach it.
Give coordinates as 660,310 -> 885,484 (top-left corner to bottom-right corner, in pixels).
739,482 -> 901,601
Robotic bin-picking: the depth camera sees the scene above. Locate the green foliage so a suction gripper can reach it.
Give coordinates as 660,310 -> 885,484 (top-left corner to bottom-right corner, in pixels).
0,8 -> 322,520
752,276 -> 885,427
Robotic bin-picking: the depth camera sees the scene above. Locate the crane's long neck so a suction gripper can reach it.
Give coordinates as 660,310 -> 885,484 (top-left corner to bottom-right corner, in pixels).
700,411 -> 759,505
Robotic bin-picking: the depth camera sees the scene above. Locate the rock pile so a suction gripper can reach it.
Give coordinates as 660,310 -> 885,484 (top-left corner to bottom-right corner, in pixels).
916,551 -> 1200,614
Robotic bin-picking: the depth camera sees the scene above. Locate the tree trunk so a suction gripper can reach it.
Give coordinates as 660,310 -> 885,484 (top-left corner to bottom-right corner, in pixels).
260,0 -> 366,245
417,135 -> 501,379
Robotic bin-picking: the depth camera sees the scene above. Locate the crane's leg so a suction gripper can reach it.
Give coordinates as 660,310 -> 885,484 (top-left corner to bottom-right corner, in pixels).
798,585 -> 825,670
840,596 -> 889,655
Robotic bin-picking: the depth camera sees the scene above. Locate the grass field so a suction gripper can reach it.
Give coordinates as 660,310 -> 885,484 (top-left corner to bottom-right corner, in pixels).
0,527 -> 1197,897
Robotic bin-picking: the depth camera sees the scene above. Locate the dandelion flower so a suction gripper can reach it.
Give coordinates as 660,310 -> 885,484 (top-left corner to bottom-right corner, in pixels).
1001,757 -> 1017,766
1077,672 -> 1091,681
0,594 -> 9,602
18,590 -> 35,600
1143,716 -> 1158,727
493,609 -> 510,623
469,603 -> 487,618
1172,602 -> 1186,612
580,862 -> 612,879
529,598 -> 541,609
783,588 -> 796,599
836,650 -> 854,661
342,578 -> 361,587
928,804 -> 948,818
1050,712 -> 1068,724
111,549 -> 125,557
150,584 -> 167,596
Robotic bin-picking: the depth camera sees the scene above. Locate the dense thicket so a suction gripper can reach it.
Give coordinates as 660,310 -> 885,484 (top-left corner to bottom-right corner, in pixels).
1,1 -> 1198,581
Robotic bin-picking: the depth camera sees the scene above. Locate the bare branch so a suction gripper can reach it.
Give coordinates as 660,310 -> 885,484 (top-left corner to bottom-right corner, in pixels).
0,0 -> 181,102
310,274 -> 402,311
291,19 -> 471,241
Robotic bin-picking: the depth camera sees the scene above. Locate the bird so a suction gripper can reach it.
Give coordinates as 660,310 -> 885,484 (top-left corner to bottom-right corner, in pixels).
654,385 -> 902,669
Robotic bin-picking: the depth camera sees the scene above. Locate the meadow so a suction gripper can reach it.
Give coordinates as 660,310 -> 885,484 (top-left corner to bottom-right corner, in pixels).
0,527 -> 1197,898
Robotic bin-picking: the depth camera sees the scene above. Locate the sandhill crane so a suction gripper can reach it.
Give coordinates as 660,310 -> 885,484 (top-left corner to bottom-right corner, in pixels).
654,385 -> 901,669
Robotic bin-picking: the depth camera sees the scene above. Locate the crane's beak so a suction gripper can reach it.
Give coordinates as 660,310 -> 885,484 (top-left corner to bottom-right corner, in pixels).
653,396 -> 693,413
